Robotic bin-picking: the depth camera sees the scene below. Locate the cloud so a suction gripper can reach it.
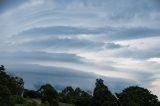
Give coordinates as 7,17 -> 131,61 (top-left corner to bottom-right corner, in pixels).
0,0 -> 26,13
17,26 -> 105,35
7,64 -> 138,92
16,37 -> 125,52
0,0 -> 160,98
0,51 -> 84,64
103,42 -> 126,49
6,64 -> 97,90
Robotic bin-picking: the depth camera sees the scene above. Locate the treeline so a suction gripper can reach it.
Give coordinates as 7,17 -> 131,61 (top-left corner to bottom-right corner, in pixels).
0,65 -> 160,106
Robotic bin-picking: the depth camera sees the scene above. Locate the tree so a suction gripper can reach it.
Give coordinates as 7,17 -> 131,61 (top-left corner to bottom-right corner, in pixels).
38,84 -> 59,106
0,85 -> 11,106
74,89 -> 92,106
9,76 -> 24,95
91,79 -> 118,106
23,89 -> 41,98
60,86 -> 92,106
0,65 -> 5,71
0,65 -> 24,95
116,86 -> 160,106
60,86 -> 75,103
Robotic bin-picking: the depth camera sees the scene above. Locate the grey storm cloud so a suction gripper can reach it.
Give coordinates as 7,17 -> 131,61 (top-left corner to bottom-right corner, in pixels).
93,27 -> 160,41
104,42 -> 126,49
0,0 -> 25,13
15,26 -> 160,42
7,64 -> 139,92
0,51 -> 84,64
17,26 -> 106,35
112,27 -> 160,40
18,38 -> 125,51
6,64 -> 97,90
0,0 -> 160,98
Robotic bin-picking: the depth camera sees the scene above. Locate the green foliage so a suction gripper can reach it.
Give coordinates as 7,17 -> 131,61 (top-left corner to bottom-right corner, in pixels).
117,86 -> 160,106
0,84 -> 11,106
59,102 -> 75,106
10,95 -> 26,105
60,86 -> 92,106
0,65 -> 24,95
91,79 -> 118,106
0,65 -> 24,106
0,65 -> 160,106
74,89 -> 92,106
23,89 -> 41,98
10,96 -> 46,106
38,84 -> 59,106
60,86 -> 75,103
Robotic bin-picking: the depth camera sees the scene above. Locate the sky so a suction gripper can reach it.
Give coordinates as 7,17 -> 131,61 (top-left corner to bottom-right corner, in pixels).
0,0 -> 160,97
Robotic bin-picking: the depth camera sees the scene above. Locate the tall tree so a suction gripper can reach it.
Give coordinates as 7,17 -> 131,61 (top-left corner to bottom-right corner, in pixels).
0,84 -> 11,106
60,86 -> 75,103
60,86 -> 92,106
116,86 -> 160,106
0,65 -> 24,106
0,65 -> 5,71
38,84 -> 59,106
0,65 -> 24,95
74,88 -> 92,106
91,79 -> 118,106
23,89 -> 41,98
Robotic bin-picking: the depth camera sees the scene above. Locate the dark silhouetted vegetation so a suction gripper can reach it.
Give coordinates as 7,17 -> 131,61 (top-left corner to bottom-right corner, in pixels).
59,86 -> 92,106
38,84 -> 59,106
91,79 -> 118,106
23,89 -> 41,98
0,65 -> 160,106
116,86 -> 160,106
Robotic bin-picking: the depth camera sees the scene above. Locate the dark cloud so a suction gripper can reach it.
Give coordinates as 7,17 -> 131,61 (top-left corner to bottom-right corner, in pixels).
101,76 -> 138,93
6,64 -> 96,90
0,0 -> 27,13
6,64 -> 140,93
10,31 -> 127,51
16,26 -> 160,41
18,26 -> 105,35
104,43 -> 124,49
95,27 -> 160,41
0,0 -> 160,98
0,51 -> 84,63
20,37 -> 104,50
114,27 -> 160,40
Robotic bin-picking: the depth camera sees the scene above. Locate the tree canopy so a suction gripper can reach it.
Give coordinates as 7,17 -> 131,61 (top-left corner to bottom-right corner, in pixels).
0,65 -> 160,106
0,65 -> 24,106
91,79 -> 118,106
38,84 -> 59,106
60,86 -> 92,106
116,86 -> 160,106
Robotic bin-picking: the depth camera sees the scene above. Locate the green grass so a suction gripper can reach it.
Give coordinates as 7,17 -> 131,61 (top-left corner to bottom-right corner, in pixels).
14,97 -> 75,106
15,100 -> 75,106
59,102 -> 75,106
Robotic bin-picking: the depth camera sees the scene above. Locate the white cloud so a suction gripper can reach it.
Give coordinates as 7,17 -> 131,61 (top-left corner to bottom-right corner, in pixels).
148,57 -> 160,64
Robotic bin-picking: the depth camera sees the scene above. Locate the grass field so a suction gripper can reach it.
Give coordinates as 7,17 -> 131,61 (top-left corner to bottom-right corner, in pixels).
14,100 -> 75,106
59,102 -> 75,106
